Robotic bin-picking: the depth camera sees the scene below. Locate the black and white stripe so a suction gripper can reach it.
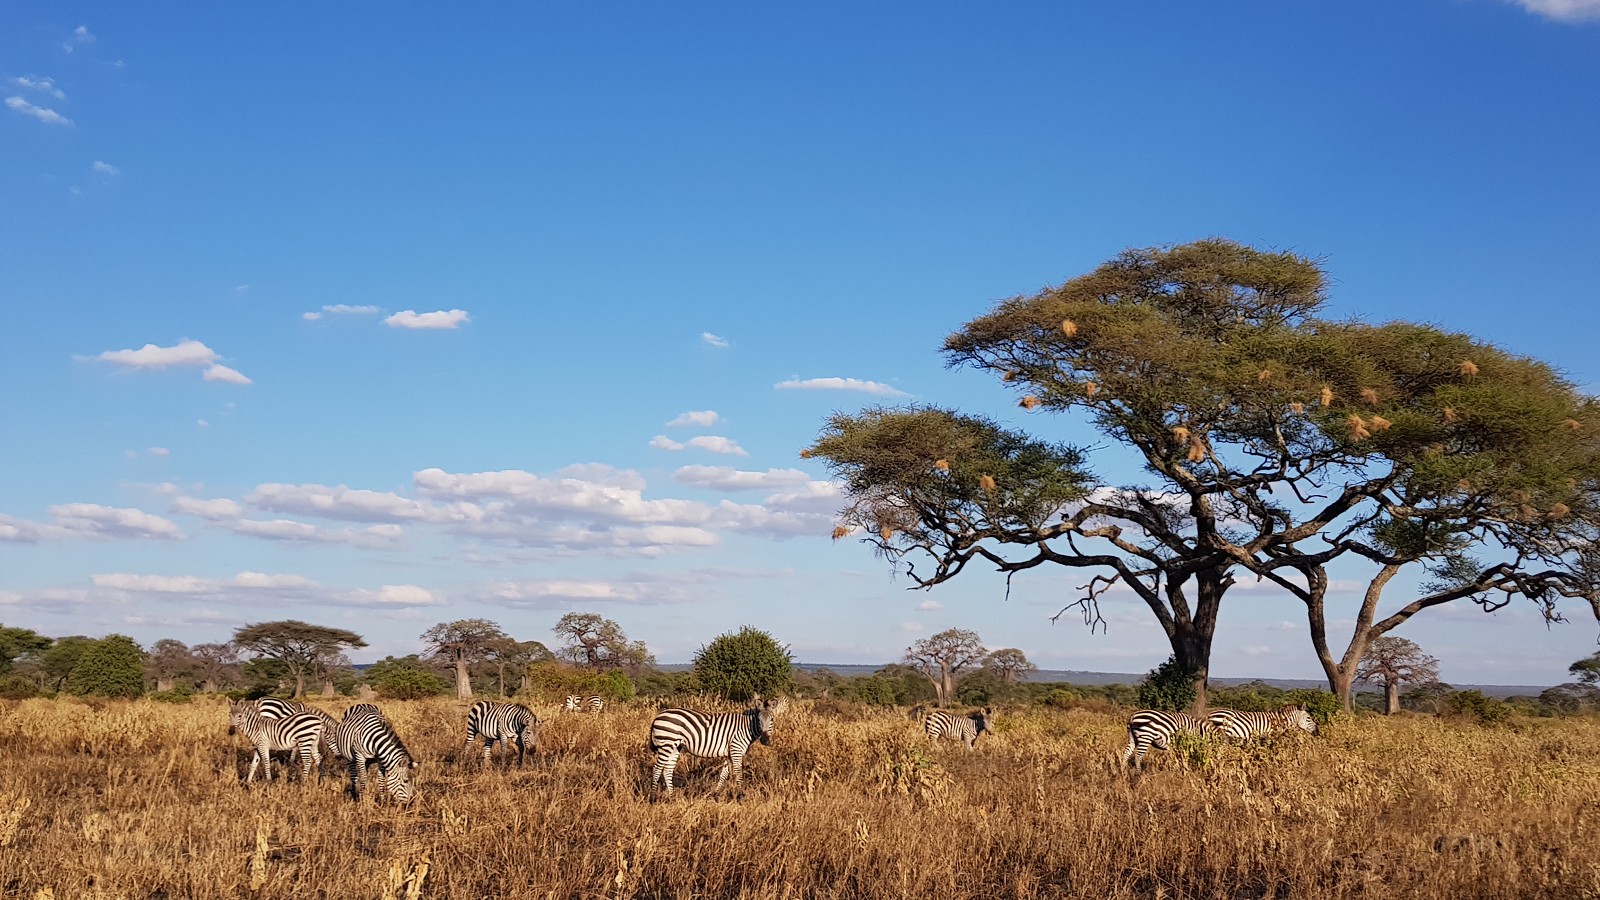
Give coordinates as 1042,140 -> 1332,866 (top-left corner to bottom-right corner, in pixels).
464,700 -> 539,766
228,700 -> 324,784
252,698 -> 341,766
1120,709 -> 1211,769
564,695 -> 604,713
335,703 -> 416,803
922,707 -> 994,750
647,699 -> 776,793
1206,706 -> 1317,740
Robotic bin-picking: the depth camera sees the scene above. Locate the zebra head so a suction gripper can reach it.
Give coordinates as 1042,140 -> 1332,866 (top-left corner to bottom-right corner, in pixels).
564,695 -> 581,712
1283,706 -> 1317,734
226,700 -> 250,736
753,699 -> 777,746
973,707 -> 995,737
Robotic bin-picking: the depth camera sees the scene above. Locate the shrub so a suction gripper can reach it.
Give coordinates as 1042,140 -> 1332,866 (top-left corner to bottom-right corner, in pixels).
365,655 -> 448,700
1137,655 -> 1196,712
1043,688 -> 1080,709
692,626 -> 793,703
1283,689 -> 1343,728
1444,689 -> 1513,724
66,635 -> 146,699
149,687 -> 196,704
0,674 -> 38,700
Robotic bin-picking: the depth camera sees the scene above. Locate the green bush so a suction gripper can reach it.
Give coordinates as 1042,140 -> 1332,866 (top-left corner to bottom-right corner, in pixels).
66,635 -> 146,699
1043,688 -> 1080,709
365,655 -> 448,700
1445,689 -> 1513,724
149,686 -> 196,704
1283,689 -> 1343,727
0,674 -> 38,699
692,626 -> 793,703
1137,655 -> 1196,712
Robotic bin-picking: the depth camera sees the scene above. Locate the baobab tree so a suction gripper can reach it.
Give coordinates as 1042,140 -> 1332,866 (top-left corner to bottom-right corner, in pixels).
904,628 -> 985,707
1355,636 -> 1440,715
423,619 -> 508,700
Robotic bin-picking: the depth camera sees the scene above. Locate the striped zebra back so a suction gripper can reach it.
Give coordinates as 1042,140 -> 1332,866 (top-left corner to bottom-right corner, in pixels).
229,702 -> 322,749
468,701 -> 538,740
565,695 -> 604,713
337,703 -> 415,802
923,707 -> 993,749
253,697 -> 341,758
649,703 -> 773,759
1207,706 -> 1317,740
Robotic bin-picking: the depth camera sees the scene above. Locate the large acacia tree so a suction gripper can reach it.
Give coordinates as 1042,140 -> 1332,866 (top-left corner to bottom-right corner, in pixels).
233,620 -> 366,699
810,240 -> 1600,710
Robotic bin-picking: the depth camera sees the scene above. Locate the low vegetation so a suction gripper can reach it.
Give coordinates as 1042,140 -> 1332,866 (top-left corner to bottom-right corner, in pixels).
1,696 -> 1596,898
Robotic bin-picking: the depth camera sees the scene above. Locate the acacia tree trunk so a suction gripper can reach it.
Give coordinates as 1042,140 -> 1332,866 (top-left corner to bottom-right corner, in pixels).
202,678 -> 217,694
1167,566 -> 1228,714
322,680 -> 336,698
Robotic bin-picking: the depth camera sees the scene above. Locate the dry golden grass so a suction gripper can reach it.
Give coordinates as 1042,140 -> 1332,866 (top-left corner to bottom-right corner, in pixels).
2,697 -> 1598,899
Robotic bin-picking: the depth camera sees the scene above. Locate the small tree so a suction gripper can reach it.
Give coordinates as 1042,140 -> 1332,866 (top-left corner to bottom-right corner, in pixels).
66,635 -> 146,698
983,648 -> 1037,684
486,638 -> 553,697
1570,651 -> 1600,686
365,655 -> 449,700
39,636 -> 95,692
191,642 -> 240,693
145,639 -> 198,692
1137,654 -> 1198,712
1356,635 -> 1441,715
0,626 -> 52,675
232,620 -> 366,700
693,626 -> 794,702
904,628 -> 986,707
422,618 -> 508,700
552,613 -> 653,673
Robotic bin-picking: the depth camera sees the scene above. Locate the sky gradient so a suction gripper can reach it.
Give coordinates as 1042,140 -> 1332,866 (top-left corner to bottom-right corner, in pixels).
4,1 -> 1600,686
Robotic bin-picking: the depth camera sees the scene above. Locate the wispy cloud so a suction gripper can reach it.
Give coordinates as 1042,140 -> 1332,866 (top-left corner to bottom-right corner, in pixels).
917,600 -> 943,611
11,76 -> 65,100
667,410 -> 721,428
91,339 -> 252,385
1505,0 -> 1600,21
92,160 -> 120,176
303,304 -> 379,321
385,309 -> 470,330
146,447 -> 170,458
701,332 -> 730,348
5,96 -> 72,126
63,25 -> 95,52
649,435 -> 749,456
674,465 -> 809,491
0,504 -> 183,543
774,377 -> 909,397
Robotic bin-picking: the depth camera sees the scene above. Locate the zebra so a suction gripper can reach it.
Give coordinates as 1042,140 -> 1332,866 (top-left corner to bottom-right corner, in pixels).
464,700 -> 540,766
565,694 -> 604,713
1207,706 -> 1317,740
1121,709 -> 1212,769
647,698 -> 777,794
335,703 -> 416,803
227,700 -> 324,784
252,697 -> 341,768
923,707 -> 993,750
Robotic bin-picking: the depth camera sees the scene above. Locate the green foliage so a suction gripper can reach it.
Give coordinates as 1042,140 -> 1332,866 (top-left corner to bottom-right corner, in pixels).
364,655 -> 448,700
632,669 -> 697,698
1444,690 -> 1514,724
1570,652 -> 1600,687
522,660 -> 634,701
1043,688 -> 1080,709
692,626 -> 793,702
1283,689 -> 1343,728
66,635 -> 146,699
1137,655 -> 1197,712
0,674 -> 38,699
148,686 -> 196,704
0,626 -> 52,674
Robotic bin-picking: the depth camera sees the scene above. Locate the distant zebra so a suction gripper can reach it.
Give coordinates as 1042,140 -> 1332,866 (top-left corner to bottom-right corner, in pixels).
1207,706 -> 1317,740
1121,709 -> 1211,769
464,700 -> 540,766
252,698 -> 341,766
565,695 -> 604,713
648,699 -> 777,793
335,703 -> 416,803
227,700 -> 324,784
923,707 -> 994,750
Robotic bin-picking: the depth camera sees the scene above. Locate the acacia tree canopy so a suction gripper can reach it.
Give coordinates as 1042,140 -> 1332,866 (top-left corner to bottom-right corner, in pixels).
232,620 -> 366,700
811,239 -> 1600,711
984,648 -> 1037,684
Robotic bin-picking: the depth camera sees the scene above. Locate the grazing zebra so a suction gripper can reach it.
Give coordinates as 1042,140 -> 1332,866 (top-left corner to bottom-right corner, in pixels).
1207,706 -> 1317,740
464,700 -> 540,766
335,703 -> 416,803
1121,709 -> 1212,769
252,698 -> 341,765
907,704 -> 928,722
648,699 -> 777,794
923,707 -> 994,750
564,695 -> 604,713
227,700 -> 324,784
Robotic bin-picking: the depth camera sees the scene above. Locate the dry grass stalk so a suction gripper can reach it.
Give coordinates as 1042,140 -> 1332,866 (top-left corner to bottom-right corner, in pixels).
1060,319 -> 1078,337
1320,386 -> 1334,407
1018,396 -> 1041,410
1348,415 -> 1372,441
1459,360 -> 1479,377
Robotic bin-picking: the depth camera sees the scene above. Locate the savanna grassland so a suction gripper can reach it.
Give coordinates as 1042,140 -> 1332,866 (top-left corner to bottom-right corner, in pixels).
1,697 -> 1597,899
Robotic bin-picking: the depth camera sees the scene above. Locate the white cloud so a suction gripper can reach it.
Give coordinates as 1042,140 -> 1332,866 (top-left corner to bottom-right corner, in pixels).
900,621 -> 924,633
347,584 -> 442,606
75,570 -> 441,611
302,311 -> 323,321
146,447 -> 169,457
774,377 -> 909,397
170,496 -> 243,520
6,96 -> 73,126
648,435 -> 748,456
98,339 -> 218,369
247,482 -> 435,523
917,600 -> 943,611
673,466 -> 810,492
384,309 -> 470,330
1,504 -> 183,542
196,419 -> 210,428
68,25 -> 95,47
305,304 -> 379,321
92,160 -> 120,177
225,518 -> 402,547
12,76 -> 65,99
701,332 -> 730,348
667,410 -> 721,428
1240,645 -> 1274,657
480,576 -> 696,607
202,364 -> 252,384
1505,0 -> 1600,21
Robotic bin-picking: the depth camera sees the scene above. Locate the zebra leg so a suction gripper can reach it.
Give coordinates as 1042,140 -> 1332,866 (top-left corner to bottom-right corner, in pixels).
463,728 -> 477,762
346,758 -> 361,800
483,737 -> 496,764
515,734 -> 525,768
652,748 -> 678,792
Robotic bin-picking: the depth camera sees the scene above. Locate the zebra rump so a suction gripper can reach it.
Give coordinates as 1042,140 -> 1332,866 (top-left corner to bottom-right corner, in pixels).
1121,709 -> 1211,769
465,700 -> 539,766
564,695 -> 604,713
336,703 -> 416,803
647,699 -> 777,793
923,707 -> 994,750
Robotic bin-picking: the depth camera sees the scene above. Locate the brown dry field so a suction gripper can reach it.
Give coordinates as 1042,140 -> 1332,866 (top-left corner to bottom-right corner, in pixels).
1,697 -> 1598,899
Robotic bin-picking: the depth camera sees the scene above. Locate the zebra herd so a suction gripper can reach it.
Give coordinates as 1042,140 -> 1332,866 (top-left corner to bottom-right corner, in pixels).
228,698 -> 416,801
1121,705 -> 1317,769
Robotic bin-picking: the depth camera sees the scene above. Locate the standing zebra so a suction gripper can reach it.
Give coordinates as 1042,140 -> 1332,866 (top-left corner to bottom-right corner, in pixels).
923,707 -> 994,750
464,700 -> 540,766
1121,709 -> 1212,769
564,695 -> 604,713
228,700 -> 324,784
647,698 -> 777,794
252,698 -> 341,767
335,703 -> 416,803
1207,706 -> 1317,740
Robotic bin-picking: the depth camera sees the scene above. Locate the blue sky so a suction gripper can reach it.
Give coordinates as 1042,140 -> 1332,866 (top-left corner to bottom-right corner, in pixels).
4,1 -> 1599,686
